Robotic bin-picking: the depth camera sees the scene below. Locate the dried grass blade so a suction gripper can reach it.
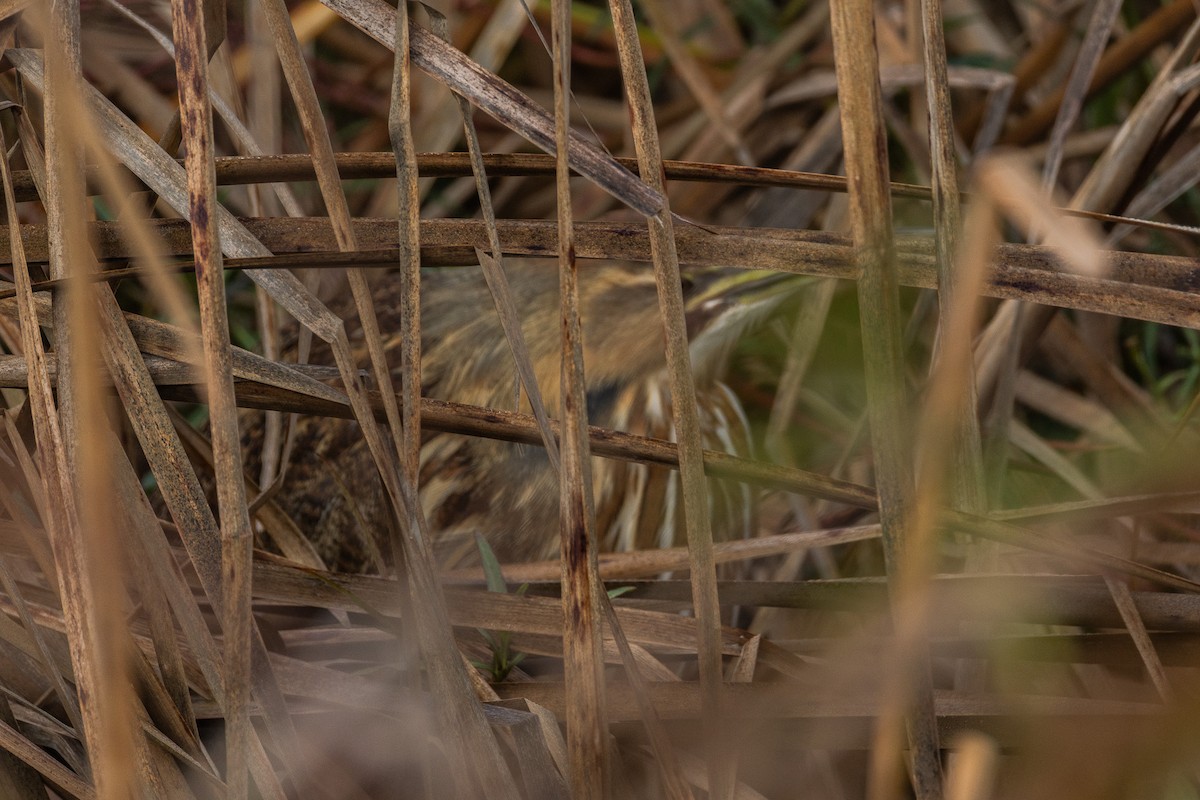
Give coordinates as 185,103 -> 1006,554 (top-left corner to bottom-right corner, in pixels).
946,512 -> 1200,593
0,554 -> 82,735
1005,0 -> 1197,145
0,151 -> 930,202
132,551 -> 202,752
944,732 -> 997,800
601,598 -> 695,800
475,250 -> 562,470
764,279 -> 837,460
11,148 -> 1200,234
243,0 -> 287,484
252,0 -> 428,657
0,597 -> 65,673
1072,18 -> 1200,213
1106,138 -> 1200,246
7,7 -> 142,793
483,704 -> 571,798
827,0 -> 942,794
0,716 -> 94,800
1038,0 -> 1123,189
1103,578 -> 1174,701
636,0 -> 750,164
443,588 -> 745,656
0,432 -> 79,728
131,723 -> 202,799
405,0 -> 528,158
0,0 -> 32,21
1004,428 -> 1175,701
995,490 -> 1200,525
1011,452 -> 1172,698
550,1 -> 609,795
126,647 -> 210,784
606,0 -> 730,795
0,418 -> 59,583
434,13 -> 560,469
109,435 -> 285,798
1013,370 -> 1139,450
318,0 -> 663,216
94,284 -> 296,795
79,126 -> 202,361
255,0 -> 412,465
387,0 -> 423,481
730,634 -> 761,684
8,216 -> 1200,328
257,0 -> 416,482
244,30 -> 491,769
168,3 -> 256,795
0,693 -> 46,798
447,525 -> 882,584
896,163 -> 994,800
919,0 -> 985,515
100,0 -> 305,217
167,407 -> 327,569
119,312 -> 346,405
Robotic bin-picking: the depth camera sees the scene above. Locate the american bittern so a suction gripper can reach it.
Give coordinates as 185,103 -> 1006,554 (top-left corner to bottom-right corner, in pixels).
258,260 -> 804,573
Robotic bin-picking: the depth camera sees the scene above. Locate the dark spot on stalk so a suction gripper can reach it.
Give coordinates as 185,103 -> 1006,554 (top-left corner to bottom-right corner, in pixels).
193,195 -> 209,229
177,44 -> 193,75
994,277 -> 1041,298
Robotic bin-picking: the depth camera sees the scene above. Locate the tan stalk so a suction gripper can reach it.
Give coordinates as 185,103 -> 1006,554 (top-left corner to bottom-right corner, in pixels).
550,0 -> 609,795
827,0 -> 943,795
607,0 -> 732,795
167,1 -> 255,795
386,0 -> 422,483
21,4 -> 141,797
920,0 -> 985,515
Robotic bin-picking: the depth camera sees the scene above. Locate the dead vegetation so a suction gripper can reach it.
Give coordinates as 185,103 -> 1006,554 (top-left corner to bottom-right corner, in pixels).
0,0 -> 1196,797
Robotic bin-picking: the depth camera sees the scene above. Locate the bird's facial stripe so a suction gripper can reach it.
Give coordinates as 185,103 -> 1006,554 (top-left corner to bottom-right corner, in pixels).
685,297 -> 727,340
584,382 -> 622,422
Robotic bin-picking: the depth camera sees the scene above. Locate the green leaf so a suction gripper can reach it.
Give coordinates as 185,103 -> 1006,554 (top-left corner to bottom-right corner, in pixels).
475,533 -> 508,594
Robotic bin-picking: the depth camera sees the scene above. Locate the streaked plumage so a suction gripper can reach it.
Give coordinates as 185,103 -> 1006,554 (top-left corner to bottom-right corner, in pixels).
255,260 -> 802,572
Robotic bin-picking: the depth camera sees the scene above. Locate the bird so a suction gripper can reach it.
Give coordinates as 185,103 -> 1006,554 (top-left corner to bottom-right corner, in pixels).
249,259 -> 806,573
